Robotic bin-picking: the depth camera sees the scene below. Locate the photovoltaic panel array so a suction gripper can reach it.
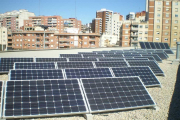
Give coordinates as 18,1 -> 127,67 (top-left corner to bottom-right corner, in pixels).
98,58 -> 124,61
83,54 -> 104,58
60,54 -> 82,58
14,62 -> 56,69
4,79 -> 88,118
80,77 -> 156,113
164,49 -> 174,54
125,58 -> 149,61
0,81 -> 4,118
0,58 -> 34,73
104,54 -> 123,58
94,61 -> 128,68
151,53 -> 168,60
69,58 -> 98,62
57,62 -> 94,69
141,54 -> 162,62
36,58 -> 67,62
127,60 -> 164,75
65,68 -> 113,79
134,56 -> 155,61
111,67 -> 161,87
9,69 -> 64,80
139,42 -> 170,49
123,54 -> 142,57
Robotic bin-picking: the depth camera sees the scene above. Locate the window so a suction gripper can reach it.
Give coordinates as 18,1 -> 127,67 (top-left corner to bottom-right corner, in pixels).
173,38 -> 177,41
174,32 -> 177,35
166,1 -> 169,5
175,14 -> 178,17
28,39 -> 30,41
139,31 -> 142,34
28,44 -> 30,47
20,39 -> 22,41
157,31 -> 160,34
157,25 -> 160,29
166,8 -> 169,11
27,34 -> 30,36
175,20 -> 178,23
17,39 -> 19,41
164,38 -> 168,41
157,14 -> 160,17
32,39 -> 34,41
84,36 -> 87,39
32,34 -> 34,36
175,2 -> 178,5
166,14 -> 169,17
20,44 -> 22,46
17,44 -> 19,46
165,20 -> 169,23
51,45 -> 53,47
71,41 -> 74,44
32,44 -> 35,47
158,2 -> 161,5
3,31 -> 5,33
71,36 -> 74,39
165,26 -> 169,29
125,25 -> 129,28
51,39 -> 53,42
165,32 -> 168,35
157,8 -> 161,11
125,30 -> 128,34
139,37 -> 142,40
144,37 -> 147,40
156,38 -> 159,40
145,25 -> 148,28
51,34 -> 54,36
125,36 -> 128,39
175,8 -> 178,12
84,42 -> 87,45
174,26 -> 178,29
157,19 -> 160,23
124,42 -> 128,45
139,25 -> 143,28
145,31 -> 148,34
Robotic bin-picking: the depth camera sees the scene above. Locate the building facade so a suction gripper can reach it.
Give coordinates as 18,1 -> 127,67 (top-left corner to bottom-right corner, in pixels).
146,0 -> 180,47
126,12 -> 135,20
0,27 -> 7,51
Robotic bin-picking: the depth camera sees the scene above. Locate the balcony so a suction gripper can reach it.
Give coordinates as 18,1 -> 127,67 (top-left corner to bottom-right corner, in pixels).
131,39 -> 138,43
131,27 -> 138,31
131,33 -> 138,37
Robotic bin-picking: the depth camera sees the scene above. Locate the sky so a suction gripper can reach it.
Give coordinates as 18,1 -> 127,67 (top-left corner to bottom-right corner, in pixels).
0,0 -> 146,24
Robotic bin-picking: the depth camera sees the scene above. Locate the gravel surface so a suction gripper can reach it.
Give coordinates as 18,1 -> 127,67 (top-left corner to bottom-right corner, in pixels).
0,54 -> 179,120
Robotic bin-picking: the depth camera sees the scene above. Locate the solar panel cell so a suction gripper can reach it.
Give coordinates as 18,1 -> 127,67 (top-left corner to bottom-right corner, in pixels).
57,62 -> 94,68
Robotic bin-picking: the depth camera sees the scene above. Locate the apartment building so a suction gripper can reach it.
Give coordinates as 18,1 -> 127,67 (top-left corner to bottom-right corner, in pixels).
24,16 -> 82,34
92,18 -> 102,34
120,21 -> 149,47
146,0 -> 180,47
135,11 -> 146,22
0,9 -> 35,31
11,30 -> 100,50
0,27 -> 7,51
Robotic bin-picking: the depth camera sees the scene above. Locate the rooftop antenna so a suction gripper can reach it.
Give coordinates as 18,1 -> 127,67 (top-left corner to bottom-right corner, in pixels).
39,0 -> 41,16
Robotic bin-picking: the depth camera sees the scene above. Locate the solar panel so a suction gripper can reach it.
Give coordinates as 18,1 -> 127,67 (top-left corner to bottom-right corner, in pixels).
65,68 -> 113,79
57,62 -> 94,69
4,79 -> 88,118
134,56 -> 156,61
69,58 -> 98,61
152,53 -> 168,60
163,43 -> 170,49
0,58 -> 34,73
104,54 -> 123,58
36,58 -> 67,62
154,43 -> 161,49
83,54 -> 103,58
80,77 -> 156,113
0,81 -> 4,118
139,42 -> 146,49
127,60 -> 164,75
98,58 -> 125,61
164,49 -> 174,54
60,54 -> 82,58
144,42 -> 151,49
9,69 -> 64,80
78,52 -> 96,54
94,61 -> 128,68
123,54 -> 142,57
141,54 -> 162,62
149,42 -> 156,49
111,67 -> 161,87
14,62 -> 56,69
125,58 -> 149,61
159,43 -> 166,49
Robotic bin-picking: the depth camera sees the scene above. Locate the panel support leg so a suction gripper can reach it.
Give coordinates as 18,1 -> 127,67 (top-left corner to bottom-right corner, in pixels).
83,114 -> 93,120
